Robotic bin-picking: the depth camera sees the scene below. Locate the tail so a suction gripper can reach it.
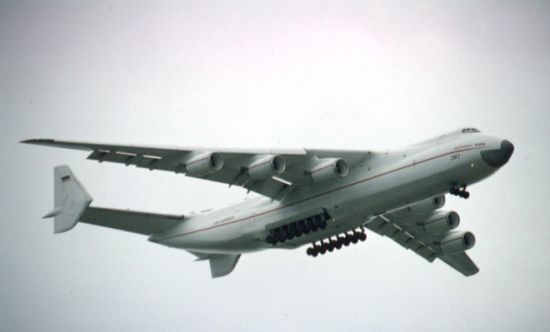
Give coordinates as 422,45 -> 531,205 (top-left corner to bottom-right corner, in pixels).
43,165 -> 93,233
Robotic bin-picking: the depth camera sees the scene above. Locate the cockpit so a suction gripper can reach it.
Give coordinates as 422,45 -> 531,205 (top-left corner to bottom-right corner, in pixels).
461,128 -> 480,134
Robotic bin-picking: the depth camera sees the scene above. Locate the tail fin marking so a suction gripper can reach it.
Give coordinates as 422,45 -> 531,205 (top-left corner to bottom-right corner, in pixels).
44,165 -> 93,233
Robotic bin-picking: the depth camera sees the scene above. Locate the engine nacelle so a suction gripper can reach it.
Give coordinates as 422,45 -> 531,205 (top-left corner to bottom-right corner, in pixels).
248,155 -> 286,180
439,231 -> 476,255
422,211 -> 460,234
310,158 -> 349,182
408,195 -> 445,214
185,152 -> 224,176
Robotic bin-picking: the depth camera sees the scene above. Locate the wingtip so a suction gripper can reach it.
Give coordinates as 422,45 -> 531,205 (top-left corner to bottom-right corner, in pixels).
20,138 -> 54,145
466,266 -> 480,277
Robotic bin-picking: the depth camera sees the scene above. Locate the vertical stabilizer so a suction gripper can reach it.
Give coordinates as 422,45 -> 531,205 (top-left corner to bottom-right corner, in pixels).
44,165 -> 93,233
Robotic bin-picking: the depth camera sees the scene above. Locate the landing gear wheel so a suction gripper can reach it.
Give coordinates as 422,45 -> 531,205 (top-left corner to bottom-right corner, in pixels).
314,245 -> 321,254
449,186 -> 459,195
450,184 -> 470,199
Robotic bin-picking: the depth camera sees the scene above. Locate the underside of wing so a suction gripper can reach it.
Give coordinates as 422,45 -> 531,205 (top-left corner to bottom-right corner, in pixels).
439,253 -> 479,276
366,197 -> 479,276
23,139 -> 375,199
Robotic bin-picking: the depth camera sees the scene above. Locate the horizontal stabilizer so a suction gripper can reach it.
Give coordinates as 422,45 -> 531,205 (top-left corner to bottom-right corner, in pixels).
81,207 -> 184,235
46,165 -> 93,233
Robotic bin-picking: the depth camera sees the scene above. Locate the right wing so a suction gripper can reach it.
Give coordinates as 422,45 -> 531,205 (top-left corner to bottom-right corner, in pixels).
366,203 -> 479,276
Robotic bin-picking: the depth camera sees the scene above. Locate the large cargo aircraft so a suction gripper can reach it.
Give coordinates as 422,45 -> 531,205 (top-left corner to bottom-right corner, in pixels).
23,128 -> 514,278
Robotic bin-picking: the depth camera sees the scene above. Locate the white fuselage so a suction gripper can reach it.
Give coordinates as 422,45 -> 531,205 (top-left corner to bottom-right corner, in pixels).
150,132 -> 502,254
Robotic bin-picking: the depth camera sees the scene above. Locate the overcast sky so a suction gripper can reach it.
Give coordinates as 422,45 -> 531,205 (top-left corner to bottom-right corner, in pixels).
1,1 -> 550,331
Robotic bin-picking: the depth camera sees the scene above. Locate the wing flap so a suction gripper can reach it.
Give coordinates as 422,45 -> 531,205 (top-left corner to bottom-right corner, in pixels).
366,219 -> 437,262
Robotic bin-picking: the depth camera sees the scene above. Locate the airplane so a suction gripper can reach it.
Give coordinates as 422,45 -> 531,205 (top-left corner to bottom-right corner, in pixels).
22,127 -> 514,278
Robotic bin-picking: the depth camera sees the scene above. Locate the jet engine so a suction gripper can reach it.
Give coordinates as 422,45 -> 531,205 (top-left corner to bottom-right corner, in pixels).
248,155 -> 286,180
422,211 -> 460,234
185,152 -> 224,176
408,195 -> 445,213
310,158 -> 349,182
439,231 -> 476,255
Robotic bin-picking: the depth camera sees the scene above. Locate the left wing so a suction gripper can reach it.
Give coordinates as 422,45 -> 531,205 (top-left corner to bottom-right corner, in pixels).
22,139 -> 374,199
366,203 -> 479,276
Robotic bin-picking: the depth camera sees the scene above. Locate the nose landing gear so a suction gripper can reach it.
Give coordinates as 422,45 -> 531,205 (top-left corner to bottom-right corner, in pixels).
450,184 -> 470,199
306,227 -> 367,257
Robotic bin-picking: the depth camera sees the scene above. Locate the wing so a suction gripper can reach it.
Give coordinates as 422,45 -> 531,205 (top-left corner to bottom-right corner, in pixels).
22,139 -> 374,199
366,205 -> 479,276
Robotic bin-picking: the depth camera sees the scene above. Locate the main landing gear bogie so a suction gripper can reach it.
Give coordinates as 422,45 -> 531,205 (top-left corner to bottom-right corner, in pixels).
265,212 -> 330,245
306,227 -> 367,257
450,184 -> 470,199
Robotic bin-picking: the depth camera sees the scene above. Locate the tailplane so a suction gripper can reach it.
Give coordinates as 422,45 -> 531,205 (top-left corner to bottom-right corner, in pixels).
44,165 -> 93,233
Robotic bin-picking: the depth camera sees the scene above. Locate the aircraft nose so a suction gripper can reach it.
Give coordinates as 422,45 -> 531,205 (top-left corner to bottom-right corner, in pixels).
481,139 -> 515,167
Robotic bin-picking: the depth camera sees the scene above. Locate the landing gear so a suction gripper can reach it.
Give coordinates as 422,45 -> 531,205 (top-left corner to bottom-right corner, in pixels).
306,227 -> 368,257
265,211 -> 331,245
450,184 -> 470,199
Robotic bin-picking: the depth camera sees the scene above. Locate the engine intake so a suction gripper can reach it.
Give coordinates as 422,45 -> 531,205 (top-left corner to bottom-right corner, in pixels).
439,231 -> 476,255
408,195 -> 445,214
310,158 -> 349,182
422,211 -> 460,234
248,155 -> 286,180
185,152 -> 224,176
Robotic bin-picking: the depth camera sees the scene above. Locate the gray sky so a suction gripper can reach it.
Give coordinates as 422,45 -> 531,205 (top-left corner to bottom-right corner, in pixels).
1,1 -> 550,331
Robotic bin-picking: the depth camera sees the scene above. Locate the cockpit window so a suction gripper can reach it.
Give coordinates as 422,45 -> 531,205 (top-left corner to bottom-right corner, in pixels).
462,128 -> 480,133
